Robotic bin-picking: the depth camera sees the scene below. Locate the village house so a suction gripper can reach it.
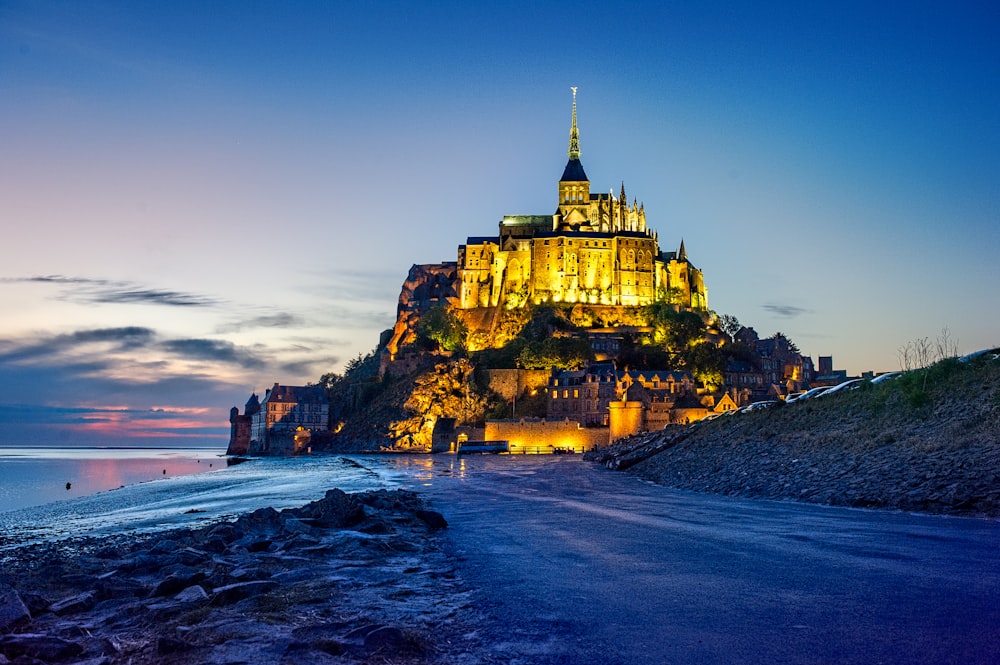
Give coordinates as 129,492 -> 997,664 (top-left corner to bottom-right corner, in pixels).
227,383 -> 330,456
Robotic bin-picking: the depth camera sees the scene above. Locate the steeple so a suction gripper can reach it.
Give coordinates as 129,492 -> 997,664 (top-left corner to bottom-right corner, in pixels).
678,239 -> 687,261
568,86 -> 580,161
560,87 -> 588,183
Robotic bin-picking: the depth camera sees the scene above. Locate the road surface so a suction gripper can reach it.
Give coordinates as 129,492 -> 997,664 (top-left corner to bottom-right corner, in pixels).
386,455 -> 1000,665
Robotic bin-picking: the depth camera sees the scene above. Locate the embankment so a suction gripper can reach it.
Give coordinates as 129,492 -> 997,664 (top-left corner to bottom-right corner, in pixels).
590,357 -> 1000,517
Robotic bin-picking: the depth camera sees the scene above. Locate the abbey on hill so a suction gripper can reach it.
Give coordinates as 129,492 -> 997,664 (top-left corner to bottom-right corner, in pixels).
229,90 -> 842,456
386,88 -> 708,358
458,88 -> 707,311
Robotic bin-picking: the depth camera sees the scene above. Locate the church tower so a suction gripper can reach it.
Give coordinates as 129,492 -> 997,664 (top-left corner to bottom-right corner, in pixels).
557,87 -> 591,228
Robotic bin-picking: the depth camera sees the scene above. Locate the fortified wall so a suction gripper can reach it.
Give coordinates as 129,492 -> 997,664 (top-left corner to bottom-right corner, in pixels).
484,418 -> 608,454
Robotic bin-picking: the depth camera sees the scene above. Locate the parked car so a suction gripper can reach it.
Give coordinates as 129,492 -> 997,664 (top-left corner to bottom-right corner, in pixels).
787,386 -> 832,403
958,348 -> 1000,363
784,391 -> 807,403
816,378 -> 865,397
870,371 -> 902,384
744,400 -> 779,412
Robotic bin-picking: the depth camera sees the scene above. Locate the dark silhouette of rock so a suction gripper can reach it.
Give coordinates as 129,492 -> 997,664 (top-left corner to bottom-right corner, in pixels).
415,509 -> 448,529
0,585 -> 30,632
0,633 -> 83,661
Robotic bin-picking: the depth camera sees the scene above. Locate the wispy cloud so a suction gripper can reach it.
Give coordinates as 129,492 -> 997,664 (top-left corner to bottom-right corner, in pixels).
216,312 -> 304,334
2,275 -> 219,307
88,288 -> 216,307
0,327 -> 155,363
161,338 -> 267,368
762,304 -> 813,319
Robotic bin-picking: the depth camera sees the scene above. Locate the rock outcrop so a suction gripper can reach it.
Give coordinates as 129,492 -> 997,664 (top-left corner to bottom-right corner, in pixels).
0,489 -> 481,664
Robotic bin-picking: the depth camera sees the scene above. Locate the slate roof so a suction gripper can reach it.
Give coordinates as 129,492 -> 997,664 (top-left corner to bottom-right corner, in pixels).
560,158 -> 589,182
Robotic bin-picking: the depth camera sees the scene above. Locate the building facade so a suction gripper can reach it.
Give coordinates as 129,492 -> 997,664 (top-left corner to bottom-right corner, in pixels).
456,89 -> 707,312
385,90 -> 709,361
246,383 -> 330,456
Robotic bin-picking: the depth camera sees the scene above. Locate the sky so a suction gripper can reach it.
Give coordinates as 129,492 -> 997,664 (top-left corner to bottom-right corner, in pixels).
1,1 -> 997,447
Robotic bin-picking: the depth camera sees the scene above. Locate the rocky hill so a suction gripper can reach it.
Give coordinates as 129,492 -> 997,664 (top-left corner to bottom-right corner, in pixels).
588,355 -> 1000,517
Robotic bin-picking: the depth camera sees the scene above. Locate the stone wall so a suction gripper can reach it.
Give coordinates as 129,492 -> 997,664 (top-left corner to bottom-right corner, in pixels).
484,418 -> 607,454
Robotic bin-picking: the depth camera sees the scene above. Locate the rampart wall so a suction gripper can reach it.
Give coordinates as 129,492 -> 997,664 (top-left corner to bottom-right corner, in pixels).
484,418 -> 607,454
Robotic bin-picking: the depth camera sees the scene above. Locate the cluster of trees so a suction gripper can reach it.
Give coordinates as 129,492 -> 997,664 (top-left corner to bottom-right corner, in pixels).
408,301 -> 735,386
313,300 -> 809,448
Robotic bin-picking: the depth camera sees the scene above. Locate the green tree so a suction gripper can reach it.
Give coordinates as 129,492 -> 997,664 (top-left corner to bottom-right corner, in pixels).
416,305 -> 467,353
516,337 -> 593,370
718,314 -> 742,339
645,302 -> 707,353
687,341 -> 726,391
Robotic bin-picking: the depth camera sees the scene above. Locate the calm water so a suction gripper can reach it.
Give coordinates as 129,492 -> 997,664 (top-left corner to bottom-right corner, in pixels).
0,447 -> 224,513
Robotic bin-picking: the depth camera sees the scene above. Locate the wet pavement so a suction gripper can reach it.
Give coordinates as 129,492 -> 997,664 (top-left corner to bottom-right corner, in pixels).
389,455 -> 1000,665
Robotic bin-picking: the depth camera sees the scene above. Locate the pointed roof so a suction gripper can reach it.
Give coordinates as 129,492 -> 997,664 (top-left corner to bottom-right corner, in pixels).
560,87 -> 589,182
678,239 -> 687,261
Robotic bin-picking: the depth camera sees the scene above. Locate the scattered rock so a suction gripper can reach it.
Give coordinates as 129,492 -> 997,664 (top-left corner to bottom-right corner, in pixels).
0,585 -> 30,632
0,488 -> 481,664
0,633 -> 83,661
173,585 -> 209,603
415,509 -> 448,529
48,591 -> 96,616
211,580 -> 278,605
363,625 -> 407,652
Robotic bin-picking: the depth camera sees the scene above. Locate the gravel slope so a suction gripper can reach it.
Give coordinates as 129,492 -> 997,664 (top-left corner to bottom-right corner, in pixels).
620,358 -> 1000,517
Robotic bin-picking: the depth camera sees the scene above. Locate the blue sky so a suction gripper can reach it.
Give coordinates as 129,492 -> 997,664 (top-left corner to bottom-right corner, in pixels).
1,1 -> 997,446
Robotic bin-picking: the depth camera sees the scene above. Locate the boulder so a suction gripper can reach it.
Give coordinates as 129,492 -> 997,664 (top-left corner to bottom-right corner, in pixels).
415,510 -> 448,530
48,591 -> 96,616
211,580 -> 278,605
174,585 -> 209,603
149,571 -> 207,598
0,633 -> 83,661
0,585 -> 30,632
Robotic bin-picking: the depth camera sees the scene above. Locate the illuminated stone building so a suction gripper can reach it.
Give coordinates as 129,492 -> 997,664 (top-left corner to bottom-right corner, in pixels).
384,90 -> 710,362
456,89 -> 708,311
247,383 -> 329,456
548,362 -> 618,426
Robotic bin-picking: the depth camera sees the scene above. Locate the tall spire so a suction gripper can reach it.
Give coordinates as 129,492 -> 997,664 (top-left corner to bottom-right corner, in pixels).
568,86 -> 580,161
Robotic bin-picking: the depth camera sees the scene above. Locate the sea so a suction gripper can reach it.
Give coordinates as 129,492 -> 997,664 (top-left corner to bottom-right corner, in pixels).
0,447 -> 435,550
